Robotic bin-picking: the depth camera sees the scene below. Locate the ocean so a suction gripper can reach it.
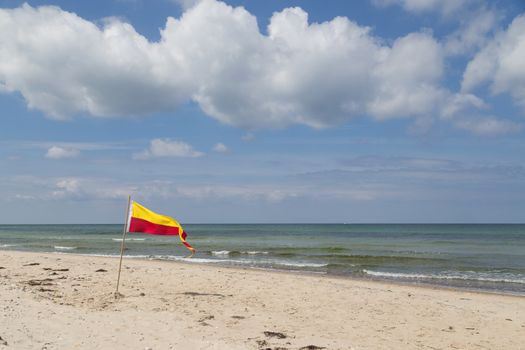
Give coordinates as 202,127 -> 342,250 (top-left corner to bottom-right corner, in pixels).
0,224 -> 524,295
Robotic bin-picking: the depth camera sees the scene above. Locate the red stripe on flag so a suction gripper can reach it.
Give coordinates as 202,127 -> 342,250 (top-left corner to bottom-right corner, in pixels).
129,217 -> 180,235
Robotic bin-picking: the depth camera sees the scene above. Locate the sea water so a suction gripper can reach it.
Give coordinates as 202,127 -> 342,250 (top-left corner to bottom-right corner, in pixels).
0,224 -> 524,295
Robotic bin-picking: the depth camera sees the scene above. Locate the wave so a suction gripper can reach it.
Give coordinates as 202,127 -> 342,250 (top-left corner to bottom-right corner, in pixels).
210,250 -> 269,256
211,250 -> 231,256
0,244 -> 18,248
273,261 -> 328,268
149,255 -> 327,268
271,253 -> 446,266
363,269 -> 525,284
150,255 -> 231,264
54,246 -> 77,250
242,251 -> 269,255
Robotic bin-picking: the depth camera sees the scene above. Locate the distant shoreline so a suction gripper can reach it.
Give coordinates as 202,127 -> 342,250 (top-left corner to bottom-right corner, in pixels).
1,222 -> 525,225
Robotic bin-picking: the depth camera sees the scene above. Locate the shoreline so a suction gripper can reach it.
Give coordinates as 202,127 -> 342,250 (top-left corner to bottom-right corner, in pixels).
3,248 -> 524,298
1,250 -> 524,349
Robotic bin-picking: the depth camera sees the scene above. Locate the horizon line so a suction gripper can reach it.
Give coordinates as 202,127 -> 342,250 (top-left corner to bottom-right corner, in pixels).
1,222 -> 524,225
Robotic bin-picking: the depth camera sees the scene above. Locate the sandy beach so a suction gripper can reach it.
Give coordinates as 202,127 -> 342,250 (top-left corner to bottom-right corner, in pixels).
0,251 -> 523,350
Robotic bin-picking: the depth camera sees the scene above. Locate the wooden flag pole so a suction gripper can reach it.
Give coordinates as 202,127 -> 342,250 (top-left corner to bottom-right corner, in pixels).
115,195 -> 132,294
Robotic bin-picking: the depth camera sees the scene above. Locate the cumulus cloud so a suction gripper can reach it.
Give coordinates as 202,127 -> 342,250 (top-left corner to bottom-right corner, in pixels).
462,15 -> 525,111
212,142 -> 229,153
45,146 -> 80,159
0,1 -> 445,128
0,4 -> 192,120
366,31 -> 445,119
133,139 -> 204,159
0,0 -> 519,135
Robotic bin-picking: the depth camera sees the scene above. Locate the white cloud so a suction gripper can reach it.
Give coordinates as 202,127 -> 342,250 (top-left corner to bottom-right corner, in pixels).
2,176 -> 132,201
155,3 -> 450,127
366,32 -> 445,119
172,0 -> 202,10
55,178 -> 80,193
0,1 -> 519,136
7,153 -> 524,208
0,1 -> 446,129
133,138 -> 204,160
373,1 -> 500,57
8,175 -> 380,203
173,4 -> 384,128
45,146 -> 80,159
50,177 -> 134,200
372,0 -> 473,16
462,15 -> 525,111
440,93 -> 487,119
0,4 -> 192,120
444,7 -> 499,56
212,142 -> 229,153
438,93 -> 520,136
453,117 -> 522,136
43,142 -> 127,151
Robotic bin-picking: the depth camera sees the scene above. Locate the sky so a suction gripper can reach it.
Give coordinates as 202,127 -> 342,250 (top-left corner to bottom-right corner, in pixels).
0,0 -> 524,224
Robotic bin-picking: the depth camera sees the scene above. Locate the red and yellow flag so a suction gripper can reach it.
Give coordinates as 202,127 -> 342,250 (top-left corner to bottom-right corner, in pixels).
127,201 -> 195,255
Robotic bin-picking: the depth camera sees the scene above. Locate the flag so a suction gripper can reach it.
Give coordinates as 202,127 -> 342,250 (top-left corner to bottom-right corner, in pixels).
127,200 -> 195,255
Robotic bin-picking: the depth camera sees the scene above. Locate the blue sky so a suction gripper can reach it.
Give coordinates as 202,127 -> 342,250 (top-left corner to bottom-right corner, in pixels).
0,0 -> 524,223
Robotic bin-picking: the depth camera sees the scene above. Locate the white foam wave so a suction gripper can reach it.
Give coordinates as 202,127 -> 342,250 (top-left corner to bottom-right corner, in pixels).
0,244 -> 18,248
363,270 -> 525,284
149,255 -> 326,268
54,246 -> 77,250
211,250 -> 230,256
211,250 -> 269,256
274,261 -> 328,268
152,255 -> 230,264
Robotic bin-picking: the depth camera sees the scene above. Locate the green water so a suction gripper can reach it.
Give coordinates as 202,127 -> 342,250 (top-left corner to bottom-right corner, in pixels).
1,224 -> 524,294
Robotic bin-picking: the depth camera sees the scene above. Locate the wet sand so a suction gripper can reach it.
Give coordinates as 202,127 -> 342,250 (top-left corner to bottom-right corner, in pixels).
0,250 -> 524,349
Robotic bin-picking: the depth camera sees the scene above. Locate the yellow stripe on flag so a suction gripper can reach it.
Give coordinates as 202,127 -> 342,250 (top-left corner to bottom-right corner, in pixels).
131,201 -> 182,229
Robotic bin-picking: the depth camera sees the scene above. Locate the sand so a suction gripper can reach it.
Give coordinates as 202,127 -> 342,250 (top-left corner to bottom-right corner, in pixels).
0,251 -> 523,350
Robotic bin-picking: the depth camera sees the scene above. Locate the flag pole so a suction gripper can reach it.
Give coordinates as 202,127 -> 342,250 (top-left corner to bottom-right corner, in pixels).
115,195 -> 131,294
